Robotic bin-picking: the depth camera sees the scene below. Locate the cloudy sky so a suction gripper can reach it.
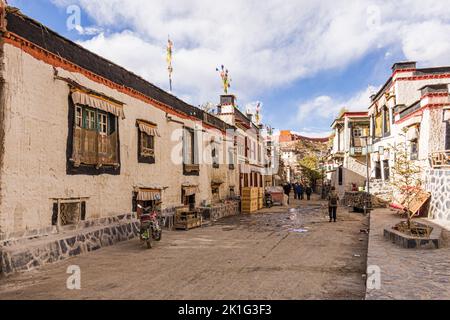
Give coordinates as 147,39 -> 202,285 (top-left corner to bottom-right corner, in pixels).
10,0 -> 450,137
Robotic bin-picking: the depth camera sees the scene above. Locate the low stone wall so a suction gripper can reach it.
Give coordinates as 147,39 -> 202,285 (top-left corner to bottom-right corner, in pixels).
370,179 -> 393,203
383,223 -> 442,249
0,213 -> 139,276
425,168 -> 450,222
199,200 -> 240,222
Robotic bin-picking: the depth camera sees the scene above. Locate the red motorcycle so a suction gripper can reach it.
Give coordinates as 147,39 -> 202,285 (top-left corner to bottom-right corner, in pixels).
137,204 -> 162,249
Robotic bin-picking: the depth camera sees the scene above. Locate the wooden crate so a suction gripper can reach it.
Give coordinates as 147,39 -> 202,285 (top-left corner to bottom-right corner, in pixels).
258,188 -> 264,197
175,211 -> 202,230
242,187 -> 259,199
242,198 -> 259,213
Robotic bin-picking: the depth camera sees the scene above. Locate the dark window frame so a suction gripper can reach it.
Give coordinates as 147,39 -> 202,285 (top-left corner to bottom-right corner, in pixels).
183,127 -> 200,176
137,128 -> 156,164
67,99 -> 121,175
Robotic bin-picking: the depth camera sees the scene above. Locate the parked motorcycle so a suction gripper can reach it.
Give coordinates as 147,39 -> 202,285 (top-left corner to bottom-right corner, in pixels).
137,204 -> 162,249
265,192 -> 273,208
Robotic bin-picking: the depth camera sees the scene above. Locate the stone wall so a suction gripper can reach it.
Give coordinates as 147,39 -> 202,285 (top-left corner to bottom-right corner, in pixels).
369,179 -> 393,203
0,213 -> 139,276
199,200 -> 240,222
425,169 -> 450,221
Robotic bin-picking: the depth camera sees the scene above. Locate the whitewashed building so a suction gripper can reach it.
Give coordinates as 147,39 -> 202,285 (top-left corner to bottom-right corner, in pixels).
0,5 -> 273,274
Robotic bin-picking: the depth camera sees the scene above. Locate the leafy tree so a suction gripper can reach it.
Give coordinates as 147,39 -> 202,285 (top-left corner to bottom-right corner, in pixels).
299,155 -> 324,187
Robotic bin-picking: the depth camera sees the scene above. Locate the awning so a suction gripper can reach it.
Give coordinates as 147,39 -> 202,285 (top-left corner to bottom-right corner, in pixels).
407,126 -> 419,141
137,120 -> 160,137
71,90 -> 125,119
183,186 -> 199,196
137,189 -> 161,201
182,184 -> 200,196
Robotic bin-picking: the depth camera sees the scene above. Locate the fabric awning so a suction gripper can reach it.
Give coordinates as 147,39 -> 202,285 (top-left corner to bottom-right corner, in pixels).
137,189 -> 162,201
137,120 -> 161,137
182,185 -> 200,196
71,90 -> 125,119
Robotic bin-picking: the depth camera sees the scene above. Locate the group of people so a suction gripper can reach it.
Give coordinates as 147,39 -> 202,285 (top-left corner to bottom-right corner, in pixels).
282,182 -> 312,205
282,181 -> 340,223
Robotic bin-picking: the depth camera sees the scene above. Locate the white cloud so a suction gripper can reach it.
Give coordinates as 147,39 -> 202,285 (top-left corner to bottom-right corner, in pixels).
74,24 -> 103,36
295,85 -> 378,129
49,0 -> 450,125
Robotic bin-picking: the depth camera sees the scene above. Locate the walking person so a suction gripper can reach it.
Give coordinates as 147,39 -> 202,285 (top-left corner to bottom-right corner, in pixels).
305,185 -> 312,201
283,183 -> 292,205
298,183 -> 304,200
327,186 -> 339,222
293,182 -> 299,200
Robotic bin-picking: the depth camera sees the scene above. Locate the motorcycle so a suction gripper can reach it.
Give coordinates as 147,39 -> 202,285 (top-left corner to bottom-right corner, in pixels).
137,204 -> 162,249
264,192 -> 273,208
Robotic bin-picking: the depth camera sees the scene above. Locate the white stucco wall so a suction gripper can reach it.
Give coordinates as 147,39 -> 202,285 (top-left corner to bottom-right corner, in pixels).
0,44 -> 238,236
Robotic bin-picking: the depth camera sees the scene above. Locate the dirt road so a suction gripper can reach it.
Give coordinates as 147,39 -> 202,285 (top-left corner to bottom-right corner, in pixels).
0,199 -> 369,300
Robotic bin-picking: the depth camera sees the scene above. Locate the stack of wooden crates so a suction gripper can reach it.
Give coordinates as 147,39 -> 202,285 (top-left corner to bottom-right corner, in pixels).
258,188 -> 264,209
242,187 -> 261,214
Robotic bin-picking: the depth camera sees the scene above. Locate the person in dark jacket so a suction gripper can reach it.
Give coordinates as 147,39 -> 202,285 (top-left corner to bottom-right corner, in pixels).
293,182 -> 299,200
298,183 -> 305,200
283,183 -> 292,205
305,185 -> 312,200
327,186 -> 339,222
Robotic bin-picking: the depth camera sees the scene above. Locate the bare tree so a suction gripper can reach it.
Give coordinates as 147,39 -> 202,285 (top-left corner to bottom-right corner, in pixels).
389,128 -> 424,230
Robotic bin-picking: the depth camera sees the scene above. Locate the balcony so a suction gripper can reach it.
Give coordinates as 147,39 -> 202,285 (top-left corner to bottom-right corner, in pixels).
429,151 -> 450,168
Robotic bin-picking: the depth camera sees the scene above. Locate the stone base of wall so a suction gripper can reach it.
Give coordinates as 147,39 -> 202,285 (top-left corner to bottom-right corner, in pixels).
199,200 -> 240,222
425,169 -> 450,221
0,213 -> 139,276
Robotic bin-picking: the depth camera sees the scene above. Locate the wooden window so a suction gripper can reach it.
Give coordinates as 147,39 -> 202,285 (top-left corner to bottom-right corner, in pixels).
98,113 -> 108,134
75,106 -> 82,128
71,105 -> 119,168
383,160 -> 390,181
52,198 -> 87,227
228,147 -> 235,169
212,143 -> 219,168
375,161 -> 382,179
140,131 -> 155,159
353,127 -> 363,137
410,141 -> 419,160
375,112 -> 383,138
383,106 -> 390,136
137,120 -> 159,164
183,128 -> 199,175
244,137 -> 249,158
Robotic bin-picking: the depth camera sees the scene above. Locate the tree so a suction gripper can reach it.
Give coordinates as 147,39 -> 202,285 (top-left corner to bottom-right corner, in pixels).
200,102 -> 215,114
299,155 -> 323,188
389,128 -> 424,230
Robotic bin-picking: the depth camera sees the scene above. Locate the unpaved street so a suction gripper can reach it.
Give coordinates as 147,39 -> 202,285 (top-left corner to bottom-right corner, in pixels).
0,199 -> 369,300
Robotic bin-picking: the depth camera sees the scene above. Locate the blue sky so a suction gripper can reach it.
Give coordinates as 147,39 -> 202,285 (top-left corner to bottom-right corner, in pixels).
10,0 -> 450,137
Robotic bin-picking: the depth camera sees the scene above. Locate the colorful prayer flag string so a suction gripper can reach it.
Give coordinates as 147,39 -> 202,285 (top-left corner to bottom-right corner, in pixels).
216,65 -> 231,94
167,36 -> 173,92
